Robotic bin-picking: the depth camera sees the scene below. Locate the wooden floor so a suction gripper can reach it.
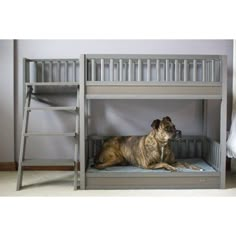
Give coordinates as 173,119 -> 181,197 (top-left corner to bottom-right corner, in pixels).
0,171 -> 236,196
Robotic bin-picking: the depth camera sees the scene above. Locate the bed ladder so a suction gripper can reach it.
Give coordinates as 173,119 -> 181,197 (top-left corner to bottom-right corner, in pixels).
16,84 -> 80,191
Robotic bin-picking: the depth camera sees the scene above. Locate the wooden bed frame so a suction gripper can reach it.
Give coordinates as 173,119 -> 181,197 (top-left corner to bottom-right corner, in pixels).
17,54 -> 227,190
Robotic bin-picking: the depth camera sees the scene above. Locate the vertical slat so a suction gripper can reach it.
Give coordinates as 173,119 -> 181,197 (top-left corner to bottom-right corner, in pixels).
35,62 -> 38,82
57,61 -> 60,82
94,140 -> 97,158
114,62 -> 118,81
174,59 -> 178,82
79,54 -> 86,190
109,59 -> 114,81
41,62 -> 45,82
49,61 -> 52,82
74,85 -> 80,190
119,59 -> 123,81
156,59 -> 160,81
137,59 -> 142,82
170,61 -> 173,82
91,59 -> 96,82
128,59 -> 132,82
124,61 -> 127,81
184,59 -> 188,82
220,56 -> 227,188
211,59 -> 215,82
64,61 -> 68,82
202,60 -> 206,82
147,59 -> 151,82
101,58 -> 105,82
193,59 -> 197,82
165,59 -> 169,81
178,62 -> 181,81
73,61 -> 76,82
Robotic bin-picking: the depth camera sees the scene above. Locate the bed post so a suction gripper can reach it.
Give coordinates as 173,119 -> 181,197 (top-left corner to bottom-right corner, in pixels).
220,55 -> 227,188
80,54 -> 86,189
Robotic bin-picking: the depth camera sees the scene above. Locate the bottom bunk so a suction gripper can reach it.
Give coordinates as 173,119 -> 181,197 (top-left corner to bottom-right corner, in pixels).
85,135 -> 221,189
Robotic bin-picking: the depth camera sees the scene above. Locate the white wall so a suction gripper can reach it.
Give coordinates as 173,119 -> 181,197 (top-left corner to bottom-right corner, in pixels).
14,40 -> 233,162
0,40 -> 14,162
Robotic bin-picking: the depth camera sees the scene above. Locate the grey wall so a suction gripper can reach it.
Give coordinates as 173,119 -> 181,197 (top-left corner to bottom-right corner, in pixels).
0,40 -> 14,162
12,40 -> 233,162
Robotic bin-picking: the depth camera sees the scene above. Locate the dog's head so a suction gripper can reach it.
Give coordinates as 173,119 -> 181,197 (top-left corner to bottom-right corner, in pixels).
151,116 -> 182,142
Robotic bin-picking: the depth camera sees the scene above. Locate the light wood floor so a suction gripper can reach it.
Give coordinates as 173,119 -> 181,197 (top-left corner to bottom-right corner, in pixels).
1,171 -> 236,196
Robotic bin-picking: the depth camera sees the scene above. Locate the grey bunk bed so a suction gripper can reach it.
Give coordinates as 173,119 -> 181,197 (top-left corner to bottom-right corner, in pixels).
17,54 -> 227,190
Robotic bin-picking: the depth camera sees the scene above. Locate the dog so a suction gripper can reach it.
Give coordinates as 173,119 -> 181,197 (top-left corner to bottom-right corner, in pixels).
93,116 -> 202,171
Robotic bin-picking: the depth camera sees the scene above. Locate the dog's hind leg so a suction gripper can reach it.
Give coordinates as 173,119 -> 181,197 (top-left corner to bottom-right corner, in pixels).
172,162 -> 203,171
94,153 -> 125,169
147,162 -> 177,171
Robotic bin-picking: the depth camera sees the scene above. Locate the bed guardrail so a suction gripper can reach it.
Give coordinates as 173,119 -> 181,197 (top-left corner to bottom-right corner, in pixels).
25,59 -> 80,84
86,135 -> 220,166
86,55 -> 222,83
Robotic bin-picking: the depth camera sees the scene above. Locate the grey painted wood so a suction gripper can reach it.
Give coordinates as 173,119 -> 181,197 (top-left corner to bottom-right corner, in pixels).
147,59 -> 151,82
220,56 -> 227,188
156,59 -> 160,81
101,58 -> 104,82
86,170 -> 219,178
74,85 -> 80,190
65,61 -> 68,82
166,59 -> 169,81
18,54 -> 227,190
79,55 -> 86,190
27,106 -> 77,111
137,59 -> 142,82
202,60 -> 206,82
16,87 -> 32,191
109,59 -> 114,81
86,81 -> 222,86
211,60 -> 215,82
86,85 -> 222,98
28,58 -> 80,62
86,176 -> 220,189
24,132 -> 76,137
26,82 -> 80,86
119,59 -> 123,82
86,94 -> 222,100
86,54 -> 221,60
193,59 -> 197,82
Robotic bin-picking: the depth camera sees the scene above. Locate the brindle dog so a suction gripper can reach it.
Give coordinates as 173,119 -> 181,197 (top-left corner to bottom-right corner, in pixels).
94,116 -> 202,171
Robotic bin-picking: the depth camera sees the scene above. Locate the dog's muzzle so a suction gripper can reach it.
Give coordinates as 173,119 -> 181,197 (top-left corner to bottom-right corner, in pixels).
175,130 -> 182,140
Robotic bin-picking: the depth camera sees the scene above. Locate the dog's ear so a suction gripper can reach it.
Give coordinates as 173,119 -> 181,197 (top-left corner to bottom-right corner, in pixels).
151,119 -> 161,129
163,116 -> 172,122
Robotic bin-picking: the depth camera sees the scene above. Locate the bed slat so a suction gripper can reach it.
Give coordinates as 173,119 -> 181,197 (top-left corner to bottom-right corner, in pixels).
101,59 -> 105,82
156,59 -> 160,81
119,59 -> 123,82
110,59 -> 114,81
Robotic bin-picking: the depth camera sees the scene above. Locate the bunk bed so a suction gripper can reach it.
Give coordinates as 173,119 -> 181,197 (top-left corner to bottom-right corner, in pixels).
17,54 -> 227,190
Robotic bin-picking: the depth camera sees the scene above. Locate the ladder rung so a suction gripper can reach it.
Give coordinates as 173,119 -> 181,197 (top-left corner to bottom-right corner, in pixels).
22,159 -> 75,166
24,132 -> 77,137
27,106 -> 78,111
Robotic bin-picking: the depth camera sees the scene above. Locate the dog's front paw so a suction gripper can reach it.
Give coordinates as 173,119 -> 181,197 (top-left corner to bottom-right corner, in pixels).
166,166 -> 177,172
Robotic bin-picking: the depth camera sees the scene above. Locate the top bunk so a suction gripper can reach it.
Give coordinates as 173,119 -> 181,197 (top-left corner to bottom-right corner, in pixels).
24,54 -> 227,99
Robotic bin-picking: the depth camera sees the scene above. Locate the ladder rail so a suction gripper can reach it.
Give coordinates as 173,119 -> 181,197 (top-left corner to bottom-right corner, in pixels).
16,86 -> 32,190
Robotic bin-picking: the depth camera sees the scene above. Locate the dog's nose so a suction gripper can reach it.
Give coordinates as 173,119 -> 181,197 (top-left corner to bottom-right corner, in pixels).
175,130 -> 182,139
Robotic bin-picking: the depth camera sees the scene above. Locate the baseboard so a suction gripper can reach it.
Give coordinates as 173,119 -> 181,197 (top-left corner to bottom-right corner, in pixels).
0,162 -> 17,171
0,162 -> 80,171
